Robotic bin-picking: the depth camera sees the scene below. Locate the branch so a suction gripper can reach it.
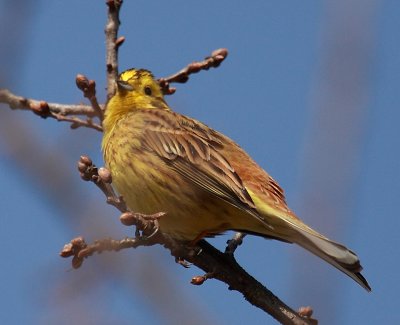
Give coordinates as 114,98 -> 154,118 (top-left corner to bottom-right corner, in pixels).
62,156 -> 318,325
175,240 -> 318,325
0,89 -> 96,116
158,48 -> 229,95
225,232 -> 246,254
0,89 -> 103,131
77,155 -> 127,211
76,74 -> 104,121
0,47 -> 227,132
105,0 -> 123,101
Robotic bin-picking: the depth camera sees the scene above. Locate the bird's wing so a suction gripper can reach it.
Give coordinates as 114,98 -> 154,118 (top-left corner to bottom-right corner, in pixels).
139,109 -> 271,226
212,130 -> 294,217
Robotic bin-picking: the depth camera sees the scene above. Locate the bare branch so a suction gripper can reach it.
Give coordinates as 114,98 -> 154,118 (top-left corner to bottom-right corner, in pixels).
61,230 -> 316,325
76,74 -> 104,121
60,236 -> 146,269
158,48 -> 229,95
78,155 -> 126,211
0,46 -> 228,131
105,0 -> 123,101
0,88 -> 97,116
175,240 -> 318,325
63,156 -> 318,325
52,114 -> 102,131
0,89 -> 103,131
225,232 -> 246,254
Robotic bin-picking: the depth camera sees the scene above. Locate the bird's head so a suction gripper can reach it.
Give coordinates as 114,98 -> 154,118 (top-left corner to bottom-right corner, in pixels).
104,68 -> 169,131
116,69 -> 166,104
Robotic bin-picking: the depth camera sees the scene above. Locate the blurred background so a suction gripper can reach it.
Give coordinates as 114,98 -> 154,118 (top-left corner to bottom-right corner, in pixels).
0,0 -> 398,324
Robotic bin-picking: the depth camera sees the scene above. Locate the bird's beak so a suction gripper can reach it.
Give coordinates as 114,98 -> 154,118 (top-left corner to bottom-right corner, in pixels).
117,80 -> 134,91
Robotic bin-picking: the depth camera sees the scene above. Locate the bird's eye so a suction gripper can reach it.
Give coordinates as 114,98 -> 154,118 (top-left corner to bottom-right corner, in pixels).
144,86 -> 152,96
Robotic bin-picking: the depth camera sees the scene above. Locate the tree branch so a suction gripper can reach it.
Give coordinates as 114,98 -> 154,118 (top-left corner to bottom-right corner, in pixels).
76,74 -> 104,121
0,89 -> 102,131
158,48 -> 229,95
0,88 -> 96,116
0,46 -> 228,133
62,156 -> 318,325
225,232 -> 246,254
105,0 -> 123,101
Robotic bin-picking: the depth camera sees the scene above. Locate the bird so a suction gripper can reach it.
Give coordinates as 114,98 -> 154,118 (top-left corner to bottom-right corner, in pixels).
102,68 -> 371,291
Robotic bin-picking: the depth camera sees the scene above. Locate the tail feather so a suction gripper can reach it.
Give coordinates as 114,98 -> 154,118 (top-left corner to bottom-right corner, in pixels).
293,227 -> 371,291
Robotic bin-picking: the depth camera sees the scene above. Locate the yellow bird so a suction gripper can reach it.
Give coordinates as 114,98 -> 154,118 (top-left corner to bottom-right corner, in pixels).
102,68 -> 371,291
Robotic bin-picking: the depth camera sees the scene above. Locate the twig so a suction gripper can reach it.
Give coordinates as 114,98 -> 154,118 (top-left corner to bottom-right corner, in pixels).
0,88 -> 97,116
60,236 -> 149,269
225,232 -> 246,254
105,0 -> 123,101
77,155 -> 126,211
52,113 -> 102,131
158,48 -> 229,95
77,156 -> 165,233
0,89 -> 102,131
76,74 -> 104,121
0,47 -> 228,131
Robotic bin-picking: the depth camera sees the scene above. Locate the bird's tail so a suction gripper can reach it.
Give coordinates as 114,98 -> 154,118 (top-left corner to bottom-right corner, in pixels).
287,223 -> 371,291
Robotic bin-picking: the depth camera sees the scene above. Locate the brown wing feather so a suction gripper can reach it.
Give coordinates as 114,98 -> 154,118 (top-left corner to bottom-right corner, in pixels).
139,109 -> 272,226
210,131 -> 295,217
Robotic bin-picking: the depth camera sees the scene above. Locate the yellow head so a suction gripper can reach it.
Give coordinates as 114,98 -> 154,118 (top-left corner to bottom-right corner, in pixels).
103,68 -> 169,132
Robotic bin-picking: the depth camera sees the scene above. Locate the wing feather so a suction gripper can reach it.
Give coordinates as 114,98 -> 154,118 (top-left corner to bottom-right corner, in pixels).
139,109 -> 271,226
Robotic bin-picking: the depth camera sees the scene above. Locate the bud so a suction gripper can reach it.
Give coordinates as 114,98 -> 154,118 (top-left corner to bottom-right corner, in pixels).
79,155 -> 92,166
76,74 -> 89,92
72,256 -> 83,269
120,212 -> 136,226
98,167 -> 112,183
191,275 -> 206,285
60,243 -> 74,257
212,48 -> 228,59
298,306 -> 313,318
115,36 -> 125,47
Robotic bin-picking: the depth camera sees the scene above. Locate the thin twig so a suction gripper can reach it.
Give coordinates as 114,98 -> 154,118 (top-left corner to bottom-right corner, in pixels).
0,88 -> 98,116
52,113 -> 102,131
76,74 -> 104,121
78,155 -> 126,211
0,89 -> 102,131
60,236 -> 149,269
105,0 -> 123,101
77,156 -> 165,231
158,48 -> 229,95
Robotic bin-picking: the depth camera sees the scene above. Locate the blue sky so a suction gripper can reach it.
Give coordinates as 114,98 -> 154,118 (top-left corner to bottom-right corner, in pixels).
1,0 -> 399,324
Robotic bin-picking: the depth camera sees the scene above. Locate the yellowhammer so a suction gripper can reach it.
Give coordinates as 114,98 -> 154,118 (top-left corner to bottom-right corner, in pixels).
102,68 -> 371,291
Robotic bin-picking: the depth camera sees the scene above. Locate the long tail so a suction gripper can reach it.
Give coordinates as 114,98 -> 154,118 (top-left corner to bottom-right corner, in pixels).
288,224 -> 371,291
